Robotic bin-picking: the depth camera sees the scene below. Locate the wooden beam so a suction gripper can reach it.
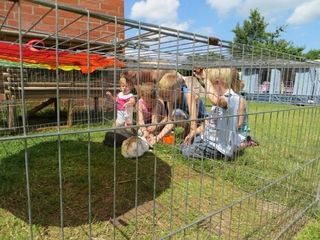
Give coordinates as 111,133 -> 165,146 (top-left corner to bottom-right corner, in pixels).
28,98 -> 56,117
8,95 -> 17,130
67,98 -> 75,126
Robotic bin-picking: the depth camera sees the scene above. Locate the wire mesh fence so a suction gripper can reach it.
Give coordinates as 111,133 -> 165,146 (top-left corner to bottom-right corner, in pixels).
0,0 -> 320,239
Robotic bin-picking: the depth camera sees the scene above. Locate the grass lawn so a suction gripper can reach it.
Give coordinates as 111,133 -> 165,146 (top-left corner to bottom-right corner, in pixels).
294,213 -> 320,240
0,102 -> 319,239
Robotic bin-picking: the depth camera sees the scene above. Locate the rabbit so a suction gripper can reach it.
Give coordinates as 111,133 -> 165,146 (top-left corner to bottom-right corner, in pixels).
121,136 -> 149,158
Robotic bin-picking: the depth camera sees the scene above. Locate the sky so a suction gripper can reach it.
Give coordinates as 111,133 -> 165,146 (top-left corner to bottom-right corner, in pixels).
124,0 -> 320,53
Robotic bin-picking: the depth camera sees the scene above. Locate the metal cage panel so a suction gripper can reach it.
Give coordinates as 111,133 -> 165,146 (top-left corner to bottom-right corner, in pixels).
0,1 -> 319,239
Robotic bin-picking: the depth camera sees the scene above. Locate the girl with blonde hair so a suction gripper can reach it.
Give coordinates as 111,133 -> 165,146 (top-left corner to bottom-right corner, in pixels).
136,83 -> 167,139
147,72 -> 206,146
182,67 -> 246,159
106,75 -> 136,127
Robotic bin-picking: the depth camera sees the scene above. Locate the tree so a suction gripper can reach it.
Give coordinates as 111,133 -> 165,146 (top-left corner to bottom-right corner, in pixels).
232,9 -> 270,45
232,9 -> 304,56
304,49 -> 320,60
260,40 -> 305,57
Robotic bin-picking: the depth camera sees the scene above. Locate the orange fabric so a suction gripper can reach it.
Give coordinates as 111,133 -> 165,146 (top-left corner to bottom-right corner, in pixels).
0,42 -> 125,73
162,133 -> 175,145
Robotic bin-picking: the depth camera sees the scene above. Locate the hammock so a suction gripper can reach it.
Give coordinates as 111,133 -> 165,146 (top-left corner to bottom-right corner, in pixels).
0,40 -> 125,73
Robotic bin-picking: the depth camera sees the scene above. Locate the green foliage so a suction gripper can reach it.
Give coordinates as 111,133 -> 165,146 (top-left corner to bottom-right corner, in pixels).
232,8 -> 305,56
304,49 -> 320,60
232,9 -> 270,45
259,40 -> 305,57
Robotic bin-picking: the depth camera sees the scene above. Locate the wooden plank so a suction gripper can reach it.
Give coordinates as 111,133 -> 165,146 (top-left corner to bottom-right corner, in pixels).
4,87 -> 113,99
28,98 -> 56,117
8,95 -> 17,130
67,98 -> 75,126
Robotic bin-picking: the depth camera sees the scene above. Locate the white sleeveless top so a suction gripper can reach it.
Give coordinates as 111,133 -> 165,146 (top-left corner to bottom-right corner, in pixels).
202,89 -> 241,157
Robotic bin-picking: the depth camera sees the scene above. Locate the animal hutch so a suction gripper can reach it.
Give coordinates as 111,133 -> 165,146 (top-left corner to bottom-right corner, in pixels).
0,0 -> 124,133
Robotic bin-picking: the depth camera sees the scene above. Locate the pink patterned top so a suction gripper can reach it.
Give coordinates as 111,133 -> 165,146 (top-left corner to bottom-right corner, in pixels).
116,92 -> 134,111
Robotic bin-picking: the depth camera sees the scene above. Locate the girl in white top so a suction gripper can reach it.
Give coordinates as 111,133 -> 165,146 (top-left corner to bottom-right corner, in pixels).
106,76 -> 136,126
182,67 -> 245,159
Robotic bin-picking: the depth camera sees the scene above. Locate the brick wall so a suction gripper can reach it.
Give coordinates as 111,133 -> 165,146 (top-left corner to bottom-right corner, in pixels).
0,0 -> 124,44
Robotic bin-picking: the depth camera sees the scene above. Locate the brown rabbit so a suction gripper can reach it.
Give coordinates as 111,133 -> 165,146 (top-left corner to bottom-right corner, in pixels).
121,136 -> 149,158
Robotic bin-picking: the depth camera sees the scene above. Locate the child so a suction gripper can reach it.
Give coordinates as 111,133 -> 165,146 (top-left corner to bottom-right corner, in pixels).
181,67 -> 244,159
106,75 -> 136,127
147,72 -> 207,146
231,75 -> 258,147
136,83 -> 167,139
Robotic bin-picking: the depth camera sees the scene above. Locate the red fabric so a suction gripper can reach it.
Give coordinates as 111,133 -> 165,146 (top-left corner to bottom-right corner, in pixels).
0,42 -> 125,73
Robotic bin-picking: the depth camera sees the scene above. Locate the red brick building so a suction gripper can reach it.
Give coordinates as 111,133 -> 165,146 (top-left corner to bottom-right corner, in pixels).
0,0 -> 124,45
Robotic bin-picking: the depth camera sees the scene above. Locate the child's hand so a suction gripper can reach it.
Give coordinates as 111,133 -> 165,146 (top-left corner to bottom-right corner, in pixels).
124,120 -> 132,127
143,130 -> 149,138
124,113 -> 132,126
146,126 -> 156,133
106,91 -> 112,98
147,134 -> 157,147
123,97 -> 135,109
123,102 -> 129,109
183,130 -> 196,145
218,96 -> 228,109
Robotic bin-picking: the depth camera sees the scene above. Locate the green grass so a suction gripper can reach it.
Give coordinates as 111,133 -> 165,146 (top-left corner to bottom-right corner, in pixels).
294,213 -> 320,240
0,102 -> 320,239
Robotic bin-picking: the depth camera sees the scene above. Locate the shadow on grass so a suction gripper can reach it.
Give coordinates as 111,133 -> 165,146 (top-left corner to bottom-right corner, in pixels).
0,140 -> 171,227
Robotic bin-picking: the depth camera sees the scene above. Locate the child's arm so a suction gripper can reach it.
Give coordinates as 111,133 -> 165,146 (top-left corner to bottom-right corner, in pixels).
147,101 -> 174,146
206,81 -> 228,108
147,101 -> 167,132
237,98 -> 246,129
207,92 -> 228,109
147,114 -> 169,134
124,96 -> 136,108
166,101 -> 173,121
183,78 -> 199,132
137,102 -> 148,136
157,114 -> 168,125
183,122 -> 204,144
152,122 -> 174,144
105,91 -> 115,101
184,91 -> 198,132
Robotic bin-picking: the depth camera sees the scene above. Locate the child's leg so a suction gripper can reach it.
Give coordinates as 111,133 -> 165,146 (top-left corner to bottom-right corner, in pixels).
115,119 -> 125,127
241,135 -> 259,147
116,110 -> 126,126
124,106 -> 134,126
181,136 -> 219,159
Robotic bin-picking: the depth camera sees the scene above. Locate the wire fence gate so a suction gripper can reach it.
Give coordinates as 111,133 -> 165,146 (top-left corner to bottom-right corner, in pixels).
0,0 -> 320,239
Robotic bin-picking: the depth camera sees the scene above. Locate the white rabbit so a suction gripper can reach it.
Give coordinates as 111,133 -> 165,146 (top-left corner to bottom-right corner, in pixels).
121,136 -> 149,158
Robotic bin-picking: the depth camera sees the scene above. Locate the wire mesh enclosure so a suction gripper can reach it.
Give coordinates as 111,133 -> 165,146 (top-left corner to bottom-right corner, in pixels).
0,0 -> 320,239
